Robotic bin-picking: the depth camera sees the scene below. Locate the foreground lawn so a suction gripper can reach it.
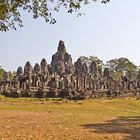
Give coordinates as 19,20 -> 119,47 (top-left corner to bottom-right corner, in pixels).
0,96 -> 140,140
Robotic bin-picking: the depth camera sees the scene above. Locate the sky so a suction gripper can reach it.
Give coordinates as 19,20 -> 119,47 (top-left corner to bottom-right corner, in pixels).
1,0 -> 140,71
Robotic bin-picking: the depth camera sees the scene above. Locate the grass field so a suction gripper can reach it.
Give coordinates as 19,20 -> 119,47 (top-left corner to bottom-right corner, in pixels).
0,96 -> 140,140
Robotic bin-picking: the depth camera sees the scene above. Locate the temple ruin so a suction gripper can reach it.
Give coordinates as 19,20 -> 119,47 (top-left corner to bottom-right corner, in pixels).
0,40 -> 140,99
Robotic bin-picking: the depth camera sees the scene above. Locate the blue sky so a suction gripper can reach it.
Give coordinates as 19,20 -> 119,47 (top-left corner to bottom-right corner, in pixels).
0,0 -> 140,71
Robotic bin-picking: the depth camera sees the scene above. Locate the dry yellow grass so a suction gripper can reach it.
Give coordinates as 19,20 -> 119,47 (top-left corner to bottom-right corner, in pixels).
0,97 -> 140,140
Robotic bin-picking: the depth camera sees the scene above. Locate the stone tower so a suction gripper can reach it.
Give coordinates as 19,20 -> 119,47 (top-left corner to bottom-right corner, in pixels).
51,40 -> 74,75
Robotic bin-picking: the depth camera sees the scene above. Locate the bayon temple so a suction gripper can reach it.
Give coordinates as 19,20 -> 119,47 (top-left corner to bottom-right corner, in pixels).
0,40 -> 140,99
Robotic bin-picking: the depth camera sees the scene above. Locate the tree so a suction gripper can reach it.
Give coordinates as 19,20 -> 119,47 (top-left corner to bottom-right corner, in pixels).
0,67 -> 16,81
8,71 -> 16,80
89,56 -> 104,68
78,56 -> 104,67
0,0 -> 110,31
0,67 -> 5,81
106,58 -> 139,80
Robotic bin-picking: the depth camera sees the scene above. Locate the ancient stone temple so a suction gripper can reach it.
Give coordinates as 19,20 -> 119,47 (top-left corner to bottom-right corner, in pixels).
40,59 -> 49,76
74,56 -> 102,78
90,61 -> 99,77
51,40 -> 75,75
0,40 -> 140,99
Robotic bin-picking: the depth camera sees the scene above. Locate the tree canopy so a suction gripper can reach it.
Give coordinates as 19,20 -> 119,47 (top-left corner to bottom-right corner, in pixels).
0,67 -> 15,81
0,0 -> 110,31
106,58 -> 139,80
0,68 -> 5,81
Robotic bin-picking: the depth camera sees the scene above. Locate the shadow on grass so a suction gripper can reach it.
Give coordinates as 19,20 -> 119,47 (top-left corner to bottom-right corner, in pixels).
80,116 -> 140,140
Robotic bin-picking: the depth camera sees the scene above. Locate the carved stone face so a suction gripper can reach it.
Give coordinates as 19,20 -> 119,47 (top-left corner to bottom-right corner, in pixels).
58,40 -> 66,53
40,59 -> 49,75
104,68 -> 110,77
56,61 -> 65,74
83,63 -> 88,74
17,66 -> 23,76
34,63 -> 40,74
24,61 -> 32,75
57,52 -> 64,61
75,58 -> 85,76
51,40 -> 74,75
41,59 -> 47,69
90,61 -> 98,75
